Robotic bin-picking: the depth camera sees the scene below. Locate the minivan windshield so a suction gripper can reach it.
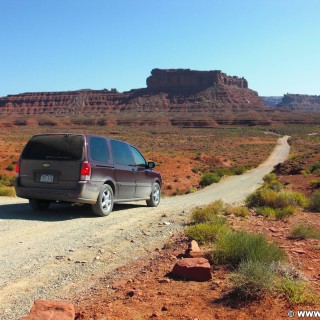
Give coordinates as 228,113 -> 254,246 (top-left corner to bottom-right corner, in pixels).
21,135 -> 84,160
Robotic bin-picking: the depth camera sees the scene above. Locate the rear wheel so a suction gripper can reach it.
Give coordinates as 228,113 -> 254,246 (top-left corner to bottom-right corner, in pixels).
29,199 -> 51,211
146,182 -> 161,207
92,184 -> 114,217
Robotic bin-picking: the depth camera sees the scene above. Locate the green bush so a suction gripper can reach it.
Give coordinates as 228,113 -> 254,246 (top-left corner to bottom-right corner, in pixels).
199,173 -> 221,186
278,277 -> 319,305
263,173 -> 278,183
185,222 -> 229,244
246,188 -> 278,208
212,230 -> 285,267
231,260 -> 275,299
246,189 -> 308,209
0,186 -> 16,197
290,223 -> 320,240
308,191 -> 320,212
276,191 -> 308,208
225,205 -> 250,217
210,168 -> 229,177
255,206 -> 276,218
231,166 -> 246,175
190,200 -> 225,223
274,206 -> 297,220
306,162 -> 320,174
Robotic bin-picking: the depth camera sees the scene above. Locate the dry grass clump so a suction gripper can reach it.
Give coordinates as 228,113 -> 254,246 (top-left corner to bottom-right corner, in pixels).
246,173 -> 308,220
290,223 -> 320,240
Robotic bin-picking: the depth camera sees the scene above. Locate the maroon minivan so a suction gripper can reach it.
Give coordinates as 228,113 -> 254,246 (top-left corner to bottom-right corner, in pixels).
15,133 -> 162,216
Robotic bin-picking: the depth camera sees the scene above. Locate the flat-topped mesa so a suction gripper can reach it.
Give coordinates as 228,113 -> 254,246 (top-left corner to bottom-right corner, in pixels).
276,94 -> 320,112
146,68 -> 248,90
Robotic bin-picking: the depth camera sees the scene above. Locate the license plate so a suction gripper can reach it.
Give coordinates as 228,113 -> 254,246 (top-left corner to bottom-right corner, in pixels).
40,174 -> 54,183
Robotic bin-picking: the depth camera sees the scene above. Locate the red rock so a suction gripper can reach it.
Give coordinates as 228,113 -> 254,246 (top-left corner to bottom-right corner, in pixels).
291,248 -> 306,254
268,227 -> 279,233
185,240 -> 203,258
171,258 -> 212,282
21,300 -> 75,320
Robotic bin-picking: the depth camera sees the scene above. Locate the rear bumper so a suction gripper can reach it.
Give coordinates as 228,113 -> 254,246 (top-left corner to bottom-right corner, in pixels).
14,178 -> 99,204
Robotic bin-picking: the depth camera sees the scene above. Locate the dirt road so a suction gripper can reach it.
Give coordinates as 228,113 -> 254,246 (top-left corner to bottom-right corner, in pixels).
0,136 -> 290,320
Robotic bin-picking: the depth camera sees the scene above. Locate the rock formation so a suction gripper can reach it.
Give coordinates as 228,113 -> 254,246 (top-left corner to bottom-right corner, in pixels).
261,96 -> 283,107
1,69 -> 320,125
276,94 -> 320,112
146,68 -> 248,90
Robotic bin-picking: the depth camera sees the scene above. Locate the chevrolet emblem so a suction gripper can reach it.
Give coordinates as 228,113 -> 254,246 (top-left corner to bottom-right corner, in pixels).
42,163 -> 51,168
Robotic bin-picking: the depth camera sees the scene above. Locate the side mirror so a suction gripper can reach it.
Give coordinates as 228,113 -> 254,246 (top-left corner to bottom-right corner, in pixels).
148,161 -> 155,169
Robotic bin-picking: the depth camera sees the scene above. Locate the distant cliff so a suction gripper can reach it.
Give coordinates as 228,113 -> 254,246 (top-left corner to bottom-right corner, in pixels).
2,69 -> 320,126
146,68 -> 248,90
0,68 -> 264,116
261,96 -> 283,107
276,94 -> 320,112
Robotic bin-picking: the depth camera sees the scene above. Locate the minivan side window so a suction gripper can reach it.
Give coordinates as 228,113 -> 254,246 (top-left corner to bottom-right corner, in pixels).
90,137 -> 110,162
130,146 -> 147,167
110,140 -> 134,166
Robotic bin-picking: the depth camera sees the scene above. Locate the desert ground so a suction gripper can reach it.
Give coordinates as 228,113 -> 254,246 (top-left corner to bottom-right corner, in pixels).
0,121 -> 320,319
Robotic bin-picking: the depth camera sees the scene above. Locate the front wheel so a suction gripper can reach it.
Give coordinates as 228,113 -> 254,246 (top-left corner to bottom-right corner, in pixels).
92,184 -> 114,217
29,199 -> 51,211
146,182 -> 161,207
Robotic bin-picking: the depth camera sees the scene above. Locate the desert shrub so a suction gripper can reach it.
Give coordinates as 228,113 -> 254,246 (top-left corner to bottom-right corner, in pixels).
38,118 -> 57,126
185,222 -> 229,244
210,168 -> 228,177
310,179 -> 320,189
263,173 -> 278,183
199,173 -> 221,186
255,205 -> 297,220
0,174 -> 15,187
276,191 -> 308,208
190,200 -> 225,223
231,260 -> 275,299
185,187 -> 197,194
308,191 -> 320,212
224,205 -> 250,217
246,189 -> 308,209
271,261 -> 305,281
274,206 -> 297,220
231,166 -> 246,175
306,162 -> 320,174
261,173 -> 283,191
290,223 -> 320,240
246,188 -> 278,208
6,163 -> 14,171
212,230 -> 285,267
14,119 -> 27,126
255,206 -> 276,218
278,277 -> 319,305
0,186 -> 16,197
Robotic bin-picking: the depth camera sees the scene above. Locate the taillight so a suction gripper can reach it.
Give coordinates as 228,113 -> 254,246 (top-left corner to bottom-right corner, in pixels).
80,161 -> 91,181
15,161 -> 20,176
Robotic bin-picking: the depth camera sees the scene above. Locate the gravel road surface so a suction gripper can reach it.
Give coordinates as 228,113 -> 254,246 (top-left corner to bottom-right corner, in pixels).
0,136 -> 290,319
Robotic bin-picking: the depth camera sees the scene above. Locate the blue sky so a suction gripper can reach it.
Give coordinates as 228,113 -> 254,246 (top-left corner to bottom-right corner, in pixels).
0,0 -> 319,96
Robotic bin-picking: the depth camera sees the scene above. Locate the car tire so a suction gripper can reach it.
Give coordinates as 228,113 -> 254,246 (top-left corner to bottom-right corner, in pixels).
29,199 -> 51,211
146,182 -> 161,207
92,184 -> 114,217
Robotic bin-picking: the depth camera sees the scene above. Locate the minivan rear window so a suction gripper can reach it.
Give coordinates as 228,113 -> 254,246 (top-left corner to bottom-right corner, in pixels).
21,135 -> 84,160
